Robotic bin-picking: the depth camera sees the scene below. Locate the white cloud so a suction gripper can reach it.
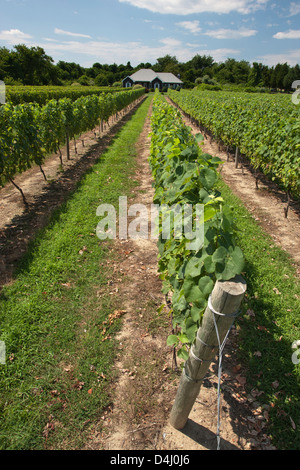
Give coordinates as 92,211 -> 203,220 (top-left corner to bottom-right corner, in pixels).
273,29 -> 300,39
152,25 -> 165,31
204,27 -> 258,39
289,2 -> 300,16
257,49 -> 300,65
159,37 -> 182,47
204,48 -> 240,62
177,21 -> 201,34
54,28 -> 92,39
29,36 -> 239,67
0,29 -> 32,44
42,37 -> 60,42
118,0 -> 269,15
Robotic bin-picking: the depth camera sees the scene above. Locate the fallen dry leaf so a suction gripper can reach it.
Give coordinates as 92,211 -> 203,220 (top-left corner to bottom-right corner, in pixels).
61,282 -> 71,288
246,309 -> 255,318
257,325 -> 269,332
72,380 -> 85,390
289,416 -> 296,430
236,374 -> 247,386
251,388 -> 264,398
254,351 -> 262,357
272,380 -> 279,389
43,421 -> 55,439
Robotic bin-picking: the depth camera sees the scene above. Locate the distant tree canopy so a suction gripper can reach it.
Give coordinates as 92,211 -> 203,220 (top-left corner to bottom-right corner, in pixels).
0,45 -> 58,85
0,45 -> 299,91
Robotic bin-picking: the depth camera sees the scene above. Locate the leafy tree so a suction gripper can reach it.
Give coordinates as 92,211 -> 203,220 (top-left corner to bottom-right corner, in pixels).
94,71 -> 114,86
9,45 -> 59,85
153,55 -> 179,72
186,54 -> 214,71
0,47 -> 11,80
247,62 -> 263,87
95,73 -> 109,86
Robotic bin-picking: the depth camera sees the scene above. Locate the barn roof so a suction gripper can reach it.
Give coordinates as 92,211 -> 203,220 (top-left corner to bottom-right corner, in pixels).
157,73 -> 183,84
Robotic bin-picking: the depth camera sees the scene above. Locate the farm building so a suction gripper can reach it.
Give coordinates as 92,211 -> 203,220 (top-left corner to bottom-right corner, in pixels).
122,68 -> 183,90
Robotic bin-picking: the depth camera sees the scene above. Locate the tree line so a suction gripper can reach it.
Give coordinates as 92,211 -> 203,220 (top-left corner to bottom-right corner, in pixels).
0,44 -> 299,91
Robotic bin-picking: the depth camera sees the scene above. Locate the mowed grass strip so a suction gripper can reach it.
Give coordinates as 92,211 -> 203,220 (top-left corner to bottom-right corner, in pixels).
217,177 -> 300,450
0,95 -> 152,450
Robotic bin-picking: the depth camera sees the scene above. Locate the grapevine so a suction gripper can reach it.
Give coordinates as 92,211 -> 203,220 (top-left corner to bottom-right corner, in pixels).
168,89 -> 300,202
0,88 -> 145,203
149,92 -> 244,360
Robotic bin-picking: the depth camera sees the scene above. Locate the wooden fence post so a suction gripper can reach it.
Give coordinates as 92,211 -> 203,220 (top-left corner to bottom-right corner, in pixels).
169,274 -> 247,431
66,131 -> 70,161
235,147 -> 240,168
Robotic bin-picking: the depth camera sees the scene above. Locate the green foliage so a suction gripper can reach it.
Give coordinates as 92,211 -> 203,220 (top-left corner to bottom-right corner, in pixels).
168,88 -> 300,198
0,88 -> 145,186
149,92 -> 244,357
5,85 -> 127,106
194,83 -> 222,91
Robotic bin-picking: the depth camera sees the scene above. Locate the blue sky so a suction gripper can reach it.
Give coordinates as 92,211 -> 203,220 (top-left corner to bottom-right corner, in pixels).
0,0 -> 299,67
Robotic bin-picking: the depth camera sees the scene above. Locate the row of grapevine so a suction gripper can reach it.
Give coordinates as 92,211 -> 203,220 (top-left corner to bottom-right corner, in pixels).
149,92 -> 244,359
0,88 -> 145,203
5,85 -> 127,106
168,89 -> 300,199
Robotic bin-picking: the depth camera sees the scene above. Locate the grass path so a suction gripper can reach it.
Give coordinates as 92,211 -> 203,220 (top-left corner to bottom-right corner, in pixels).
218,179 -> 300,449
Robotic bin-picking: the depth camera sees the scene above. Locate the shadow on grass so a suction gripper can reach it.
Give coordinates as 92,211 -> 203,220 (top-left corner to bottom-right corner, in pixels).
232,258 -> 300,449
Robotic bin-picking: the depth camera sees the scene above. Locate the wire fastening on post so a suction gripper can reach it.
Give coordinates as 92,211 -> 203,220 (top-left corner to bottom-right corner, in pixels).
209,294 -> 240,450
208,295 -> 241,318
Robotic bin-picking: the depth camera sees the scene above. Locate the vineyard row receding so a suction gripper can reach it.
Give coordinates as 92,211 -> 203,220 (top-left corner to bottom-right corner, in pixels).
168,88 -> 300,204
0,87 -> 145,203
4,85 -> 132,106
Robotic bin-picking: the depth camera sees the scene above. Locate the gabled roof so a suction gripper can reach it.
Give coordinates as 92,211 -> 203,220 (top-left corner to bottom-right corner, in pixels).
123,68 -> 183,84
156,72 -> 183,84
128,69 -> 157,82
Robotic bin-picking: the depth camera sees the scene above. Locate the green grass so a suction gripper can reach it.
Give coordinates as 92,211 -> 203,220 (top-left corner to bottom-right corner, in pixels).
217,177 -> 300,450
0,95 -> 152,450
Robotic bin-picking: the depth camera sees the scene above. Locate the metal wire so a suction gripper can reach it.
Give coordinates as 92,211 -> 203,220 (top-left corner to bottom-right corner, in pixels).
211,305 -> 236,450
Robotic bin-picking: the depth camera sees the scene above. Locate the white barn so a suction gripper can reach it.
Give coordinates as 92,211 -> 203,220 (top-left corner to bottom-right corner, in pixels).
122,69 -> 183,90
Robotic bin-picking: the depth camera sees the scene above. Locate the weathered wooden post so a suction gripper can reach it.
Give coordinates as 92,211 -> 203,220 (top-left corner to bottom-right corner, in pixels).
235,146 -> 240,168
169,275 -> 246,431
66,131 -> 70,160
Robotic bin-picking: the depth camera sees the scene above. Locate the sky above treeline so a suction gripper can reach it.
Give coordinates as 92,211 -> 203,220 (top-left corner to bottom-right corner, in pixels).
0,0 -> 300,67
